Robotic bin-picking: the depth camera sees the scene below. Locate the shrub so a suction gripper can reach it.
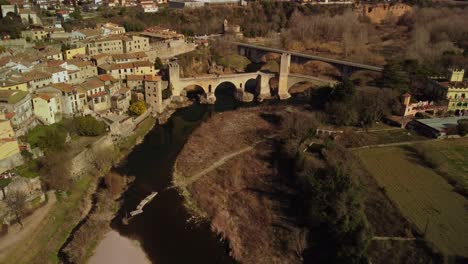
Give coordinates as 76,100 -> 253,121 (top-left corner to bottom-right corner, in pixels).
412,144 -> 444,169
457,119 -> 468,136
129,101 -> 147,116
73,116 -> 106,137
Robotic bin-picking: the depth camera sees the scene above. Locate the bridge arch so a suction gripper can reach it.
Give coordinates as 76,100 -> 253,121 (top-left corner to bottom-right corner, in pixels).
182,84 -> 206,100
214,81 -> 237,95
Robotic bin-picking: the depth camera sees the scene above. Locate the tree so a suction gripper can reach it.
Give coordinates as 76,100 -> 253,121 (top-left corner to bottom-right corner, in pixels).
129,101 -> 147,116
5,190 -> 27,227
330,78 -> 355,103
379,62 -> 410,93
37,126 -> 67,153
70,7 -> 82,20
325,102 -> 358,126
40,152 -> 73,191
458,119 -> 468,136
73,116 -> 106,136
154,57 -> 164,70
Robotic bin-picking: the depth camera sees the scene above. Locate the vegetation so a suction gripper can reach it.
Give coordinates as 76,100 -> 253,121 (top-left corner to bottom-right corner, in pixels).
73,116 -> 107,137
0,13 -> 25,39
154,57 -> 165,70
457,119 -> 468,136
129,100 -> 147,116
312,79 -> 397,127
355,145 -> 468,258
2,175 -> 93,263
217,54 -> 251,72
4,190 -> 27,227
280,114 -> 371,263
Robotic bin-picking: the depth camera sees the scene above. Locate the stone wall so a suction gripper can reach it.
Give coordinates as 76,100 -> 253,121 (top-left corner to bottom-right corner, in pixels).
69,135 -> 114,178
146,41 -> 197,60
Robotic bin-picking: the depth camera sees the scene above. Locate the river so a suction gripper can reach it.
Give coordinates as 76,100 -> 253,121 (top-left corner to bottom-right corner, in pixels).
111,84 -> 244,264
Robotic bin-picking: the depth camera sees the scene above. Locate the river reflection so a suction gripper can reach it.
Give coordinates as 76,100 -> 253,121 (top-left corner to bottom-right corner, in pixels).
112,86 -> 240,264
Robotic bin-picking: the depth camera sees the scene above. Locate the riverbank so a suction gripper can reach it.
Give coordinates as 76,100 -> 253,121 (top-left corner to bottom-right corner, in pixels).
0,116 -> 156,264
173,105 -> 308,263
60,117 -> 156,263
88,230 -> 150,264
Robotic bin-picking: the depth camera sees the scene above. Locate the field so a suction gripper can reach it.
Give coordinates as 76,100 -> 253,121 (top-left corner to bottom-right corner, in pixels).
355,141 -> 468,258
418,138 -> 468,194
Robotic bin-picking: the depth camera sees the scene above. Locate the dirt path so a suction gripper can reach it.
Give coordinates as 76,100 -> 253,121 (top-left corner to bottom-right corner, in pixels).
0,191 -> 56,259
177,139 -> 267,187
372,236 -> 417,241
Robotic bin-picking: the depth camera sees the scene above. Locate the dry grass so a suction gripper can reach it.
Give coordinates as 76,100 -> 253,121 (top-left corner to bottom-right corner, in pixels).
355,145 -> 468,258
174,106 -> 306,264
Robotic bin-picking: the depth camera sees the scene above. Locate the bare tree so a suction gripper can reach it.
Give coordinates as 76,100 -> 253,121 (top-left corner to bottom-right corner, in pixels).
5,190 -> 27,227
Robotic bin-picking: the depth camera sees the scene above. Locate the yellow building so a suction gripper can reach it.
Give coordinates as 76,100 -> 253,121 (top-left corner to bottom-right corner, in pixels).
441,69 -> 468,114
21,29 -> 48,41
98,61 -> 155,79
32,93 -> 61,125
63,47 -> 87,60
0,113 -> 20,168
0,79 -> 28,92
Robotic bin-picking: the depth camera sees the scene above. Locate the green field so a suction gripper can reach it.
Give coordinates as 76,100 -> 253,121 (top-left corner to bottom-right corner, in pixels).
420,138 -> 468,193
355,141 -> 468,258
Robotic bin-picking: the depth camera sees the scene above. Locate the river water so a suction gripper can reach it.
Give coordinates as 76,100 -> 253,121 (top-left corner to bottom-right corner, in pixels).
112,85 -> 243,264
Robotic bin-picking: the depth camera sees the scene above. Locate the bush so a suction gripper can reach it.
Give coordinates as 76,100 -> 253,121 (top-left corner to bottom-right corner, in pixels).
412,144 -> 444,169
129,101 -> 147,116
37,126 -> 67,152
73,116 -> 106,137
217,54 -> 251,72
457,119 -> 468,136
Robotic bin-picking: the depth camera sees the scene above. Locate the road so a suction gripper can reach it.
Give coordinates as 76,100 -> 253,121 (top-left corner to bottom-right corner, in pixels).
0,191 -> 56,259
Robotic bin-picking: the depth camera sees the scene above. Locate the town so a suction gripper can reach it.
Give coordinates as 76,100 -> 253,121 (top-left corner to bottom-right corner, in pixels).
0,0 -> 466,263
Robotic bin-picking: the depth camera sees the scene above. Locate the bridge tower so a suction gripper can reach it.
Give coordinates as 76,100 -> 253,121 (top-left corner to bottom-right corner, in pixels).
278,53 -> 291,99
168,62 -> 181,96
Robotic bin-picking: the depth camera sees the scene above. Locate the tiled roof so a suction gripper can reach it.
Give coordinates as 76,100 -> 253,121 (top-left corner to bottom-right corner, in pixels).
34,93 -> 54,101
21,70 -> 52,82
80,78 -> 104,90
51,82 -> 74,93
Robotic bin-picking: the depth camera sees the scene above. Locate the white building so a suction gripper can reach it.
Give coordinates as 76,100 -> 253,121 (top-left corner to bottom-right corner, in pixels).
48,66 -> 68,83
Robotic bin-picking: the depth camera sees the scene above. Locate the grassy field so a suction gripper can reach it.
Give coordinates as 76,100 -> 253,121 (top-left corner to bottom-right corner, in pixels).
418,138 -> 468,193
1,175 -> 94,264
355,141 -> 468,258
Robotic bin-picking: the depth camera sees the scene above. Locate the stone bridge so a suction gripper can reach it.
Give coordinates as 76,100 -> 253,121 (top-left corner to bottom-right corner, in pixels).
169,53 -> 336,101
232,41 -> 383,78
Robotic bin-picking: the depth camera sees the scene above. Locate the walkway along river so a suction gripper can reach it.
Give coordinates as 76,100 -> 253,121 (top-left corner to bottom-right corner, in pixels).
111,85 -> 244,263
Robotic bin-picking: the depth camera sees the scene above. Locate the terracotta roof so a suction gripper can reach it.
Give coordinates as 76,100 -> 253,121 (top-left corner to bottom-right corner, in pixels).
144,74 -> 160,81
21,70 -> 52,82
47,66 -> 66,74
439,81 -> 468,89
126,75 -> 144,81
96,74 -> 117,83
34,93 -> 54,101
4,112 -> 15,119
80,78 -> 104,90
46,60 -> 66,67
112,52 -> 147,60
68,59 -> 94,68
51,82 -> 74,93
88,90 -> 107,98
0,57 -> 10,67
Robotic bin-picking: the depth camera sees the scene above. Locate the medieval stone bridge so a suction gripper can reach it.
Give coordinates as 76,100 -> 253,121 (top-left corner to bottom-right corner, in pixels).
169,54 -> 337,101
231,41 -> 383,77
